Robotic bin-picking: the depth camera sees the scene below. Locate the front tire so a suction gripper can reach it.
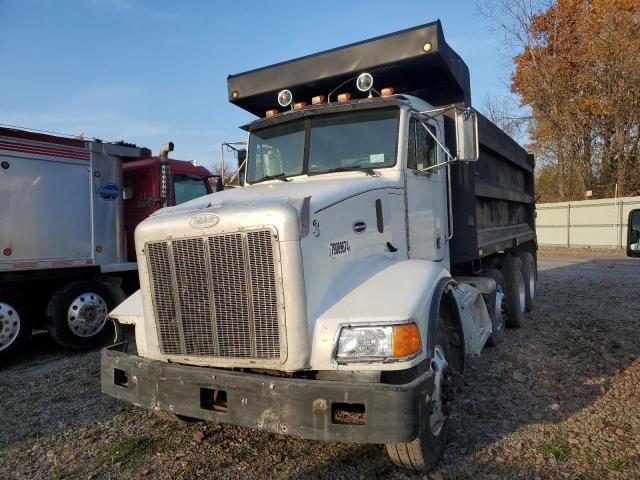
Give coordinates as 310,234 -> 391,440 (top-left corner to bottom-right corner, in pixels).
0,289 -> 31,362
46,280 -> 117,349
386,306 -> 453,471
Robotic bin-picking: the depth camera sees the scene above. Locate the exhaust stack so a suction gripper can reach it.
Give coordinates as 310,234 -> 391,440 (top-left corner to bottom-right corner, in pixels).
159,142 -> 174,208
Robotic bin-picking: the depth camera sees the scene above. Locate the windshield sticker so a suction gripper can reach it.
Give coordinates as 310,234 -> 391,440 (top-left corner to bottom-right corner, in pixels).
329,240 -> 351,258
370,153 -> 385,164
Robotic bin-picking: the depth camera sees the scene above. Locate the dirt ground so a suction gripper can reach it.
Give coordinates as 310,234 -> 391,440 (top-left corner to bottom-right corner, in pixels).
0,248 -> 639,479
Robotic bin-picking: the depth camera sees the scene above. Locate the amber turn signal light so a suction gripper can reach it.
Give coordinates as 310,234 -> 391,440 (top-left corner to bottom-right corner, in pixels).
392,322 -> 422,358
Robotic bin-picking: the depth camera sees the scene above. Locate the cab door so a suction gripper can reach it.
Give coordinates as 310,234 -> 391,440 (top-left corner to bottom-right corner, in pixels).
405,115 -> 448,262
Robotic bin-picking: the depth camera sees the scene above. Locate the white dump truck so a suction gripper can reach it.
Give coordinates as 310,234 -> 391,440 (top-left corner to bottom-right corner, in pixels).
102,21 -> 537,470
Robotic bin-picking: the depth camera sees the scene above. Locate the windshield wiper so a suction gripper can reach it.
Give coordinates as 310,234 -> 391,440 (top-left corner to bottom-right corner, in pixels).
252,173 -> 291,184
318,165 -> 379,176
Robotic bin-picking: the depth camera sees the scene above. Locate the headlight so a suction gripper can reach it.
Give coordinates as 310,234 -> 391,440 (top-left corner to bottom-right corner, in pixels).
336,322 -> 422,361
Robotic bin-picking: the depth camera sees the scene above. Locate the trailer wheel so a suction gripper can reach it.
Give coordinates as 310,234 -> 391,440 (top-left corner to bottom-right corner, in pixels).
501,256 -> 526,328
385,305 -> 452,471
483,269 -> 507,346
47,280 -> 117,350
0,289 -> 31,362
518,251 -> 536,312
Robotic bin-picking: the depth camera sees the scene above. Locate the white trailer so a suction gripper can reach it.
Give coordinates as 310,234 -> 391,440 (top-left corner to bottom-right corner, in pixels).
0,128 -> 148,358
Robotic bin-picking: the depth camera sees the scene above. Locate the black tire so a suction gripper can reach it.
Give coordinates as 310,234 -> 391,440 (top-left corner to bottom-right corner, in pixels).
0,289 -> 32,363
386,305 -> 453,471
483,269 -> 507,347
501,255 -> 526,328
46,280 -> 117,350
518,251 -> 536,312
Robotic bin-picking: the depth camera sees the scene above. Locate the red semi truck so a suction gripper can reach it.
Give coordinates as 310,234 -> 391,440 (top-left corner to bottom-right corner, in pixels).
0,126 -> 219,360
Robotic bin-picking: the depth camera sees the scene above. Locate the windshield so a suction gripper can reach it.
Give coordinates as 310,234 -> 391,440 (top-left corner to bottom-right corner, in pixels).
246,107 -> 399,183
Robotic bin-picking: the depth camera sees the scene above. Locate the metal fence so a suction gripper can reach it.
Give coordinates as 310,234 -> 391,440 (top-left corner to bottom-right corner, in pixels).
536,196 -> 640,249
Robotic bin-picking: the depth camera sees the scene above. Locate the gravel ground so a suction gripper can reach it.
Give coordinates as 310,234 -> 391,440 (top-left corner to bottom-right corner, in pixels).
0,249 -> 639,479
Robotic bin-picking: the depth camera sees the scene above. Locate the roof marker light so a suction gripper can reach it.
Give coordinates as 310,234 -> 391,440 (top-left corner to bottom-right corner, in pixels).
423,42 -> 433,53
265,109 -> 279,118
356,72 -> 374,92
277,89 -> 293,107
381,87 -> 395,97
312,95 -> 326,105
337,93 -> 352,102
231,90 -> 240,99
293,101 -> 307,110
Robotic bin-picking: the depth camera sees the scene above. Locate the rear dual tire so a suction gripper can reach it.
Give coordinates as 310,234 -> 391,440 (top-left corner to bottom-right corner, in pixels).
502,256 -> 526,328
46,280 -> 118,350
0,289 -> 31,362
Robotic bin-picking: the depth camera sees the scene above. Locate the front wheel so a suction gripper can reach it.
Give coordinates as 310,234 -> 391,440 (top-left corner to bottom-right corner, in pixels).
386,307 -> 453,471
0,289 -> 31,362
46,280 -> 117,349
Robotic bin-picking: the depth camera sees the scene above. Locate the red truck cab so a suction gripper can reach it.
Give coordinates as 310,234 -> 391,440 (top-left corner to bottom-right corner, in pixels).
123,157 -> 217,261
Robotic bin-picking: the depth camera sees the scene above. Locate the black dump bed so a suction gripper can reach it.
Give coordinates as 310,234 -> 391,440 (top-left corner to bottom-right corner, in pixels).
227,21 -> 536,272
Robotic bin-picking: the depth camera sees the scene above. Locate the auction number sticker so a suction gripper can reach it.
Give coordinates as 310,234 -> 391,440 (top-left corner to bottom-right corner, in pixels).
329,240 -> 351,258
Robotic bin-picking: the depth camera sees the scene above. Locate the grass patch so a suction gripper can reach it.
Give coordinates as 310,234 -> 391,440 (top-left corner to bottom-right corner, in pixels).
606,459 -> 627,472
539,439 -> 571,462
105,436 -> 154,460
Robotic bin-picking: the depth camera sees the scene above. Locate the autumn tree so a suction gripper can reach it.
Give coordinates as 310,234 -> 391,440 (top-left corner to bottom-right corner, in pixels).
480,0 -> 640,200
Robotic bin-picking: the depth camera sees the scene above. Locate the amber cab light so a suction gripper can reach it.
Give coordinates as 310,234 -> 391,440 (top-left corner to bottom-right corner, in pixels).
392,322 -> 422,358
337,93 -> 352,102
265,109 -> 279,118
381,87 -> 395,97
293,101 -> 307,110
312,95 -> 326,105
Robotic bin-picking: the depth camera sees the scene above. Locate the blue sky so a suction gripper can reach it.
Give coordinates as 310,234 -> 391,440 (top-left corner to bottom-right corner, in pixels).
0,0 -> 515,171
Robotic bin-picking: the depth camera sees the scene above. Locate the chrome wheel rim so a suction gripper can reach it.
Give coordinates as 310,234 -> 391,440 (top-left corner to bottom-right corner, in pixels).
429,345 -> 449,436
0,302 -> 21,351
67,293 -> 108,337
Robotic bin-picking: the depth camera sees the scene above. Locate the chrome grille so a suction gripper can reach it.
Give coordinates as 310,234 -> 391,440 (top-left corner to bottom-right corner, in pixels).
146,230 -> 282,359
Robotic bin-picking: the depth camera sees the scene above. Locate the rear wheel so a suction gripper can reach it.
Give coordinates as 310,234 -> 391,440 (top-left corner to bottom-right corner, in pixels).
518,251 -> 536,312
0,289 -> 31,362
385,305 -> 453,471
501,256 -> 526,328
483,269 -> 507,346
47,280 -> 117,349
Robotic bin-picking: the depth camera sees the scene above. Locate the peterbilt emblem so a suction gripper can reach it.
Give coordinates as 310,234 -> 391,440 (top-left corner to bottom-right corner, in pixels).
189,213 -> 220,229
352,220 -> 366,234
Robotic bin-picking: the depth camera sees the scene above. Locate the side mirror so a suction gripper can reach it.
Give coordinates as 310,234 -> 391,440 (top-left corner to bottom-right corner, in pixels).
122,187 -> 133,200
455,108 -> 479,162
627,209 -> 640,258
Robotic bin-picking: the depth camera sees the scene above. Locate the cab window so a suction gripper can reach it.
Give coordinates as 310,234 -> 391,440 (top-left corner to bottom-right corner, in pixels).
408,118 -> 438,171
173,175 -> 208,205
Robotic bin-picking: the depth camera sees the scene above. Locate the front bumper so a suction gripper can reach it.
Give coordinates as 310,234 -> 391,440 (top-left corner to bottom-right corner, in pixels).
101,343 -> 434,444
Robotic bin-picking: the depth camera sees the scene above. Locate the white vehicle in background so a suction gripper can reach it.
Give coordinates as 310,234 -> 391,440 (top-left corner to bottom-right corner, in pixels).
102,21 -> 537,471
